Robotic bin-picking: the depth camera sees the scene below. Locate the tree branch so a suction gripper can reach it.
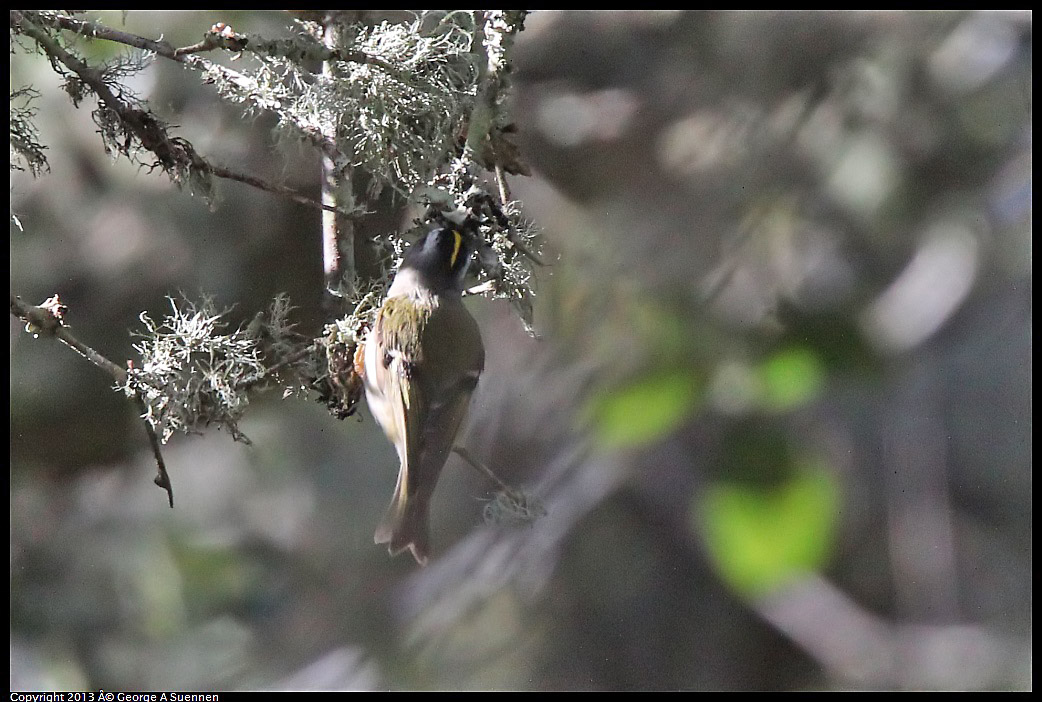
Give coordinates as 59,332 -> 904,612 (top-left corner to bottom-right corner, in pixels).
463,11 -> 529,177
11,293 -> 175,507
452,445 -> 547,526
319,18 -> 355,317
237,341 -> 318,392
10,10 -> 354,217
19,10 -> 396,72
134,393 -> 175,508
456,12 -> 543,268
11,293 -> 127,382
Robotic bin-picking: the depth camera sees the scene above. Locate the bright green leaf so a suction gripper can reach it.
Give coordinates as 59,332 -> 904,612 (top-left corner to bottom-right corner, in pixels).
586,368 -> 701,448
758,346 -> 825,412
696,461 -> 838,597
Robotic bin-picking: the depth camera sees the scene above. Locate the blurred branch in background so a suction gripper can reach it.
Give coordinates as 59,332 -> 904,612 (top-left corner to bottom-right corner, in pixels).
758,574 -> 1025,689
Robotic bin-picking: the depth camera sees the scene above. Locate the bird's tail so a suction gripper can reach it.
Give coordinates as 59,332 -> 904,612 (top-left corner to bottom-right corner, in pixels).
374,474 -> 431,566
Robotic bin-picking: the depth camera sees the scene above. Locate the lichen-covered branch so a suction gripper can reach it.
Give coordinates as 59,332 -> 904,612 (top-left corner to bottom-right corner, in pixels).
10,291 -> 323,507
463,10 -> 526,165
9,10 -> 354,215
411,11 -> 543,333
452,445 -> 547,527
9,87 -> 49,176
17,11 -> 396,76
10,293 -> 176,506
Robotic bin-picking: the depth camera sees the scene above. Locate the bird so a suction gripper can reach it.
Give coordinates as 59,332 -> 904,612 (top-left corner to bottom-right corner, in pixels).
361,227 -> 485,565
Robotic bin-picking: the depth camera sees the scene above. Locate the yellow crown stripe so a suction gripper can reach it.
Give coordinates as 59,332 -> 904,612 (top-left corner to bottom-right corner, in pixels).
450,230 -> 463,267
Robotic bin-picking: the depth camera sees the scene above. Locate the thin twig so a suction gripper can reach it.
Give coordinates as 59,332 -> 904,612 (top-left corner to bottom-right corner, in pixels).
493,160 -> 511,204
453,445 -> 547,526
13,11 -> 180,60
504,226 -> 545,267
19,10 -> 396,72
11,293 -> 127,382
10,293 -> 179,506
238,341 -> 318,391
476,190 -> 546,267
205,162 -> 346,215
463,280 -> 497,297
172,35 -> 221,57
175,23 -> 400,74
462,11 -> 526,167
18,10 -> 412,130
133,393 -> 174,507
452,444 -> 516,497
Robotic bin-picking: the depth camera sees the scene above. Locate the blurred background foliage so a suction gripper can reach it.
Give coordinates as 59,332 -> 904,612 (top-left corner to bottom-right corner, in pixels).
10,10 -> 1031,691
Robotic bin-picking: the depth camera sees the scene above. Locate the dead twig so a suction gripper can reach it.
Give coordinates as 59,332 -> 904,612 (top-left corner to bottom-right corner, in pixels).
11,293 -> 175,507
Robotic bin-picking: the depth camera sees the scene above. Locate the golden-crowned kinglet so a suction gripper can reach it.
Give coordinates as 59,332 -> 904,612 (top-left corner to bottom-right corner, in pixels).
362,227 -> 484,565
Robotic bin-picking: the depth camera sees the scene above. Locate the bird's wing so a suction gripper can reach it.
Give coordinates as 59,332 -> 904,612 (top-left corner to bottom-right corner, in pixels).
412,299 -> 484,468
370,299 -> 430,535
